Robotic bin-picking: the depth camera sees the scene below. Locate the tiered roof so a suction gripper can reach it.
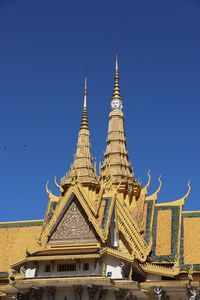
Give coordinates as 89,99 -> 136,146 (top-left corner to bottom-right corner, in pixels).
0,55 -> 199,295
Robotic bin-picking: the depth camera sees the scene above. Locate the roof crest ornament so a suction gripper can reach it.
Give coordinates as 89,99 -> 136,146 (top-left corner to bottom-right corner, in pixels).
173,179 -> 191,205
83,76 -> 87,109
54,176 -> 64,193
80,76 -> 89,130
155,180 -> 191,207
46,181 -> 52,196
145,176 -> 162,201
45,181 -> 59,201
111,52 -> 123,111
142,170 -> 151,194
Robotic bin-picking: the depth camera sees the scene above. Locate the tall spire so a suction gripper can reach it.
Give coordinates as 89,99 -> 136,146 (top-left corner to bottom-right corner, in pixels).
61,77 -> 98,187
112,53 -> 122,102
80,77 -> 88,129
100,53 -> 134,188
110,53 -> 123,111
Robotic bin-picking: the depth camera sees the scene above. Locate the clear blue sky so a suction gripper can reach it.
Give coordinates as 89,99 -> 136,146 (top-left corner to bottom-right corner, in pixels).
0,0 -> 200,221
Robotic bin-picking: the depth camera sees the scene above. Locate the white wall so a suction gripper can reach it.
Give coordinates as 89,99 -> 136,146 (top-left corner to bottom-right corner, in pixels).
104,255 -> 122,279
35,260 -> 100,278
25,265 -> 36,278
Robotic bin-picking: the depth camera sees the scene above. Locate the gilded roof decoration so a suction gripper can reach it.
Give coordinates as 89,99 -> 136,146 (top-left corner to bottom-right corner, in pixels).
0,55 -> 199,298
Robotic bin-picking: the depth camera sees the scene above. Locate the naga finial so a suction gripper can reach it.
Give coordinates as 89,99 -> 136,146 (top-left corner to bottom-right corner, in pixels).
54,176 -> 64,193
186,179 -> 191,200
145,175 -> 162,201
46,181 -> 52,196
157,175 -> 162,194
177,179 -> 191,205
143,169 -> 151,192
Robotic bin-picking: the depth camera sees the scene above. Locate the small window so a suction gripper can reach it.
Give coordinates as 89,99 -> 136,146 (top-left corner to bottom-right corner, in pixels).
57,263 -> 76,272
44,265 -> 51,273
83,263 -> 89,271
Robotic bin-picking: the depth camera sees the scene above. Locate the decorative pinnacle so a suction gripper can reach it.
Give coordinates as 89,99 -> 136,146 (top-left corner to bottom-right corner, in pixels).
80,76 -> 89,129
112,52 -> 122,101
83,76 -> 87,109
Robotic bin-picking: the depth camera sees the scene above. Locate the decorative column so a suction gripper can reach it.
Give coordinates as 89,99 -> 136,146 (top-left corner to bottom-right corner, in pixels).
37,288 -> 44,300
115,289 -> 128,300
17,293 -> 29,300
187,287 -> 198,300
74,286 -> 83,300
154,287 -> 166,300
29,288 -> 43,300
47,286 -> 56,300
29,288 -> 37,300
88,286 -> 107,300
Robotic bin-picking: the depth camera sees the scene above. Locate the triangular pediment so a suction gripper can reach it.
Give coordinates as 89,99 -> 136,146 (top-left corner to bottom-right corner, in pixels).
40,185 -> 107,245
49,197 -> 98,244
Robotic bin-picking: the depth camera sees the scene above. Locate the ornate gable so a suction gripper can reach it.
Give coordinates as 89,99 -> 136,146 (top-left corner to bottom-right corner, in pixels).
49,197 -> 98,244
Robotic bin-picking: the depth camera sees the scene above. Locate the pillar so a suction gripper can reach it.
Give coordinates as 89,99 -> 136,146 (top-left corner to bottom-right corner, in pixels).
115,289 -> 127,300
47,286 -> 56,300
88,286 -> 107,300
29,288 -> 43,300
74,286 -> 83,300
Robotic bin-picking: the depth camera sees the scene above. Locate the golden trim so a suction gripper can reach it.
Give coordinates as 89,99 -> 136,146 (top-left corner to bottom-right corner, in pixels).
145,176 -> 162,201
156,180 -> 191,207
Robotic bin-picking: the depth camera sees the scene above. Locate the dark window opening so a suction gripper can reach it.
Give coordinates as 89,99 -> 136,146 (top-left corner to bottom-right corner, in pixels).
83,263 -> 89,271
57,263 -> 76,272
44,265 -> 51,273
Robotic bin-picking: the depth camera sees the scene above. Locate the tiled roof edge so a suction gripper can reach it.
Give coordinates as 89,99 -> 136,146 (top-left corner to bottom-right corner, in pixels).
0,220 -> 43,228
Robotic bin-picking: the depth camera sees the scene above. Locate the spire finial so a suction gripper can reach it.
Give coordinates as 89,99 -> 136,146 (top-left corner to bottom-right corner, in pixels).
61,75 -> 98,187
80,77 -> 88,129
111,52 -> 122,110
116,51 -> 118,72
83,76 -> 87,109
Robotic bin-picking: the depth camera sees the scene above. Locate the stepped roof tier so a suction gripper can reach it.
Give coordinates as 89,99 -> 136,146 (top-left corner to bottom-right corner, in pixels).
0,55 -> 199,300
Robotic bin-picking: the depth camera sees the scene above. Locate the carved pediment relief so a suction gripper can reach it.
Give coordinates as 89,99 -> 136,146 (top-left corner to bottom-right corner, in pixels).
49,197 -> 97,244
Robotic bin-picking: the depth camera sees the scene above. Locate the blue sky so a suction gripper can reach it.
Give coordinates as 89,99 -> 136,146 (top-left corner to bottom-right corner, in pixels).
0,0 -> 200,221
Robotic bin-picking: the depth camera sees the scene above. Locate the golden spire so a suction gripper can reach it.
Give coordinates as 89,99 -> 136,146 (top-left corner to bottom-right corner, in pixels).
112,53 -> 122,102
80,77 -> 88,129
100,53 -> 135,189
61,77 -> 98,187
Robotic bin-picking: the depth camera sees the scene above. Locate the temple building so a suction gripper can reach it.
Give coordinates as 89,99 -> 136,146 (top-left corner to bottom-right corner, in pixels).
0,55 -> 200,300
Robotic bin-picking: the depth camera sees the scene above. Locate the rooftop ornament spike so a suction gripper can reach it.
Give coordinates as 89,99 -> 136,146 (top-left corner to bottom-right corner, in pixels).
179,179 -> 191,203
45,181 -> 51,196
111,53 -> 123,111
142,170 -> 151,194
61,76 -> 98,187
80,76 -> 89,129
145,176 -> 162,201
54,176 -> 64,193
